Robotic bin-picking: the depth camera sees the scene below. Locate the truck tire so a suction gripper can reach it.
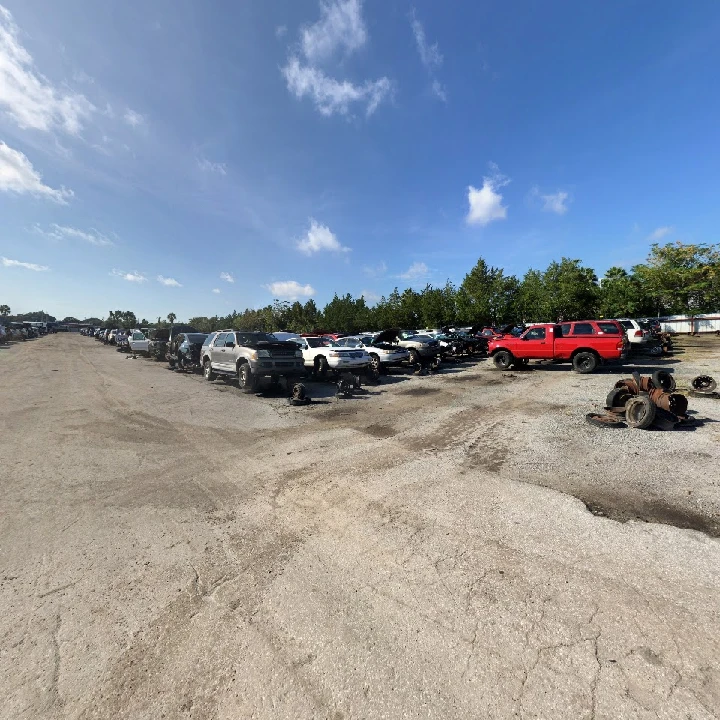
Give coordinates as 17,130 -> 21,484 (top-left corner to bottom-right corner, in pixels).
203,359 -> 216,382
369,353 -> 381,373
651,370 -> 676,393
238,362 -> 257,393
408,349 -> 420,366
625,395 -> 656,429
572,351 -> 598,374
493,350 -> 513,370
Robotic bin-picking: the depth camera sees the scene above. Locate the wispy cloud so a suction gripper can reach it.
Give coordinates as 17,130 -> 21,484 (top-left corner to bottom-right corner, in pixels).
410,9 -> 446,102
220,272 -> 234,283
466,163 -> 509,226
531,187 -> 571,215
396,261 -> 429,281
110,269 -> 146,283
157,275 -> 182,287
212,288 -> 221,294
275,25 -> 288,39
1,256 -> 49,271
301,0 -> 367,63
283,59 -> 391,118
360,289 -> 381,304
198,157 -> 227,175
264,280 -> 316,300
123,109 -> 145,128
0,5 -> 95,135
362,260 -> 387,278
648,226 -> 674,241
297,219 -> 350,255
34,223 -> 114,246
0,141 -> 73,203
282,0 -> 391,118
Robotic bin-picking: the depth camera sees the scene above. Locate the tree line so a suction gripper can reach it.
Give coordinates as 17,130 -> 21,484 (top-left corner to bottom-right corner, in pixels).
3,241 -> 719,334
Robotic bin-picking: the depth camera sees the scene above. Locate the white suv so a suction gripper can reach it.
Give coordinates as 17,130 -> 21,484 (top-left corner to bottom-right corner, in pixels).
616,319 -> 649,344
294,336 -> 370,378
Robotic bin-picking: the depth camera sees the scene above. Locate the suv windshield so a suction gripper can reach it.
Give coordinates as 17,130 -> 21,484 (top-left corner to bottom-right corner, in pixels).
306,337 -> 335,348
185,334 -> 207,343
236,332 -> 276,344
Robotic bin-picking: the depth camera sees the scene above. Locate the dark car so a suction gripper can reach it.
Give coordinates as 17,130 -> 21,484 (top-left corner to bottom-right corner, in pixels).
167,332 -> 208,371
147,325 -> 198,361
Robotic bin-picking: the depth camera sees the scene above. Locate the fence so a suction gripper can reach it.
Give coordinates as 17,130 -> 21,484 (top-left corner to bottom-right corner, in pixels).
659,314 -> 720,334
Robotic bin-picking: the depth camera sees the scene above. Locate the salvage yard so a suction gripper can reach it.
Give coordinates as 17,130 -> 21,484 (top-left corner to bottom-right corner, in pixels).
1,333 -> 719,719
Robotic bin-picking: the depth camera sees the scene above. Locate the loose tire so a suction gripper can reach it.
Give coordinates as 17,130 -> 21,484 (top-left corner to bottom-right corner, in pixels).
625,395 -> 657,429
315,356 -> 329,380
651,370 -> 676,393
203,360 -> 216,382
493,350 -> 513,370
238,363 -> 257,393
572,351 -> 598,374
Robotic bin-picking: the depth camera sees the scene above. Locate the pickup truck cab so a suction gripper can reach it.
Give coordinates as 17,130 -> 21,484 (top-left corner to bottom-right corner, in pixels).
488,320 -> 627,373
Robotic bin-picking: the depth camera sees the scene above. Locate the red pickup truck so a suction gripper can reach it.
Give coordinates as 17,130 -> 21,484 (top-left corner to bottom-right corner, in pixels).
487,320 -> 628,373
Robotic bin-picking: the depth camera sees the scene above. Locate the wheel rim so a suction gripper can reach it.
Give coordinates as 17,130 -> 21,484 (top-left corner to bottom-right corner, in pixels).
371,356 -> 380,371
204,363 -> 210,378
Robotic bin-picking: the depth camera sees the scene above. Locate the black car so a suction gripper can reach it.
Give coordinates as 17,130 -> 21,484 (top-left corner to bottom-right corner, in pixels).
147,325 -> 199,361
167,332 -> 208,371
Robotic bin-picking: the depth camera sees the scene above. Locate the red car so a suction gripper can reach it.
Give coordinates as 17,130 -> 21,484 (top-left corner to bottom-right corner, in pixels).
488,320 -> 628,373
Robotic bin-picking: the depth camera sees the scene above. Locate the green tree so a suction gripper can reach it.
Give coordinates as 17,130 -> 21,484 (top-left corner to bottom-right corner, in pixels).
542,258 -> 599,321
62,316 -> 80,323
0,305 -> 10,317
517,270 -> 548,322
167,312 -> 177,325
457,259 -> 518,325
597,267 -> 650,318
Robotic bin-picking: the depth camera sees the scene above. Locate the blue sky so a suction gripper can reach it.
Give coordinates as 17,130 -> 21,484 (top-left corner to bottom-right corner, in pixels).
2,0 -> 720,321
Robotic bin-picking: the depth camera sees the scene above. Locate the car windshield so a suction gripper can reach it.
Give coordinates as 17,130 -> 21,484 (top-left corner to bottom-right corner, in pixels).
236,332 -> 276,344
185,334 -> 207,343
306,337 -> 336,348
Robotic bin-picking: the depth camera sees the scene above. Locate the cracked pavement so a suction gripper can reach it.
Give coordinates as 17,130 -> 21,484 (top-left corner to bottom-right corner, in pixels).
0,334 -> 718,719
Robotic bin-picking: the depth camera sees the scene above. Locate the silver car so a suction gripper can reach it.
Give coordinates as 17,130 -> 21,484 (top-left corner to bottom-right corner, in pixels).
336,335 -> 410,373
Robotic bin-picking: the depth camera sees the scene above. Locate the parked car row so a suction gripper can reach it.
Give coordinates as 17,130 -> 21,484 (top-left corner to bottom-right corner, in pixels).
0,321 -> 51,341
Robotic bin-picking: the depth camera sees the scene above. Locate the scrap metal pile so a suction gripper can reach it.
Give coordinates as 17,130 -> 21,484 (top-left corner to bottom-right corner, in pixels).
586,370 -> 715,430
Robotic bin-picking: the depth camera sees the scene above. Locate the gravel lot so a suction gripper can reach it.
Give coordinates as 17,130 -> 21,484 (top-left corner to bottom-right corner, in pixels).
1,334 -> 719,719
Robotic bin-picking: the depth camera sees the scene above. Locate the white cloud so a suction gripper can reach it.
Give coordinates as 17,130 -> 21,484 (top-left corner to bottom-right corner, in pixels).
283,58 -> 390,117
301,0 -> 366,63
157,275 -> 182,287
220,271 -> 234,283
110,269 -> 146,283
431,80 -> 447,102
532,187 -> 570,215
362,260 -> 387,278
0,6 -> 95,134
297,219 -> 350,255
411,10 -> 442,69
123,109 -> 144,128
264,280 -> 316,300
396,261 -> 429,281
0,141 -> 73,203
198,157 -> 227,175
648,226 -> 673,241
212,288 -> 221,294
35,223 -> 114,246
360,289 -> 381,305
275,25 -> 288,39
1,255 -> 49,271
466,165 -> 509,226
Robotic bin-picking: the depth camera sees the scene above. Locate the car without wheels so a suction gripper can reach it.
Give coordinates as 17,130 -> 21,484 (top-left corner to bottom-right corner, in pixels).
293,336 -> 371,379
488,320 -> 628,373
335,334 -> 410,373
201,330 -> 305,392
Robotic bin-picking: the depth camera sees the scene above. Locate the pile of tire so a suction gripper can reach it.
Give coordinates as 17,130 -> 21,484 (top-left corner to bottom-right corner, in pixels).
586,370 -> 692,430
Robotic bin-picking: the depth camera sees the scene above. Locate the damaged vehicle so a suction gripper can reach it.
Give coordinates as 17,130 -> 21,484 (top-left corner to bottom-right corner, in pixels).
147,325 -> 199,361
167,332 -> 209,371
201,330 -> 305,392
293,336 -> 371,379
335,333 -> 410,373
395,330 -> 441,366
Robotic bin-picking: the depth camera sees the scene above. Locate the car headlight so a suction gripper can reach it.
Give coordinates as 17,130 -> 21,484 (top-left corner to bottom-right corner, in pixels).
328,351 -> 342,358
257,349 -> 270,358
295,350 -> 303,357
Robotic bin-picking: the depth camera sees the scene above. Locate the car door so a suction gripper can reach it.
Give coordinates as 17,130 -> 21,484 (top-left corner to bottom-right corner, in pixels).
518,326 -> 554,359
210,333 -> 227,369
130,331 -> 149,353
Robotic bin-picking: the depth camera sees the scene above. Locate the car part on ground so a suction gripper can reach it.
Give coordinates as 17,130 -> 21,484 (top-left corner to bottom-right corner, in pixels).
288,383 -> 311,406
336,372 -> 368,398
690,375 -> 717,394
584,412 -> 627,429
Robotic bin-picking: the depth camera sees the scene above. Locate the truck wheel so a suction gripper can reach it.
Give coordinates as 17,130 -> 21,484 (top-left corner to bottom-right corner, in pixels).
625,396 -> 656,429
315,356 -> 329,379
203,360 -> 216,382
238,362 -> 257,393
369,353 -> 381,373
408,349 -> 420,366
493,351 -> 513,370
572,352 -> 598,374
651,370 -> 676,392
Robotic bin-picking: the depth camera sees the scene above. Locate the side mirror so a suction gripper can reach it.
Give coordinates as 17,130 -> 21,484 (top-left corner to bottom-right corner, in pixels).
225,341 -> 235,348
521,336 -> 528,340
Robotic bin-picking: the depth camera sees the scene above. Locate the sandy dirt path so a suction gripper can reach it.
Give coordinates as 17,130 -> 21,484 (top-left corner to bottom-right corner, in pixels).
1,334 -> 718,719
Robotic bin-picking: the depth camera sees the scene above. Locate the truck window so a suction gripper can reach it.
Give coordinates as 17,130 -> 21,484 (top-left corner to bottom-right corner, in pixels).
572,323 -> 595,335
597,322 -> 620,334
559,324 -> 571,336
525,327 -> 546,340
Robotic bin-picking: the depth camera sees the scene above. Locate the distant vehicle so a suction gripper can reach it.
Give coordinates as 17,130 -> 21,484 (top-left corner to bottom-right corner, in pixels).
615,318 -> 649,345
488,320 -> 628,373
128,329 -> 150,355
293,336 -> 371,378
335,334 -> 410,373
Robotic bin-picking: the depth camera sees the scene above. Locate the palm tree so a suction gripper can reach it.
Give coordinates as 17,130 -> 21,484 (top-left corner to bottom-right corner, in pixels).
167,313 -> 177,325
0,305 -> 10,317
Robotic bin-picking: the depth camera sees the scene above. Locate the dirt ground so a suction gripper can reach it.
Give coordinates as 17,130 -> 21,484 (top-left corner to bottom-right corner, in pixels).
1,333 -> 719,719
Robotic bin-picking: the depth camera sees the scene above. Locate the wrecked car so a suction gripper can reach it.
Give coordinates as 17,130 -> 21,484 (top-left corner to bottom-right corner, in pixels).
167,332 -> 209,371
